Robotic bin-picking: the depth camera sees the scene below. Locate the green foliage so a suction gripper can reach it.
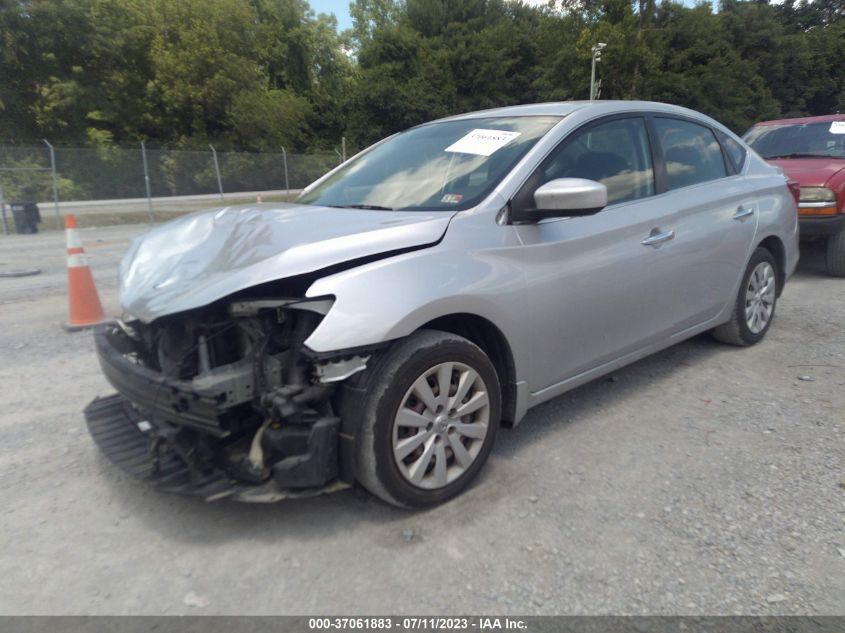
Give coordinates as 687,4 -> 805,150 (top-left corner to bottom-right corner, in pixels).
0,0 -> 842,156
0,153 -> 87,201
228,89 -> 311,151
346,24 -> 454,143
350,0 -> 399,46
0,0 -> 352,149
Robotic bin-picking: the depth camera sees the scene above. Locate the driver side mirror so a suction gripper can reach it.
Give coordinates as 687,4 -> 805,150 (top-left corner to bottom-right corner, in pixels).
513,178 -> 608,223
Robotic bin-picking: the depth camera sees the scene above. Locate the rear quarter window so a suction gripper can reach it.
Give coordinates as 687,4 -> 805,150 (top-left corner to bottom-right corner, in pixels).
715,130 -> 747,174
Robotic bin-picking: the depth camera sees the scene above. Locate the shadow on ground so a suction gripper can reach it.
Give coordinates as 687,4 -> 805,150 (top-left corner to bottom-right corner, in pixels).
114,337 -> 720,543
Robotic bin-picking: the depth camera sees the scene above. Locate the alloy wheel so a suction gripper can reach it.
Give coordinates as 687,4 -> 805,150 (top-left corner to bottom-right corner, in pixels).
392,362 -> 491,490
744,261 -> 776,334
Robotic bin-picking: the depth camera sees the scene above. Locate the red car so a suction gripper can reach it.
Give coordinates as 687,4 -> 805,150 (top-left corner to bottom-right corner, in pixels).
744,114 -> 845,277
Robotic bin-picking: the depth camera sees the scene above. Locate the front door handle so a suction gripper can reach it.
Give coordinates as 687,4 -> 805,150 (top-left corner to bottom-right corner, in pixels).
642,229 -> 675,247
733,206 -> 755,221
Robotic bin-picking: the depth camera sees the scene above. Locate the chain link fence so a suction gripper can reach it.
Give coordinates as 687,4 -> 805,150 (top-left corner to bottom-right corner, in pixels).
0,143 -> 345,232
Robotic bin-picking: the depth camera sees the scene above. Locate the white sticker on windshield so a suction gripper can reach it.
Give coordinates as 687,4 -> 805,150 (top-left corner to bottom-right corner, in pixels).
830,121 -> 845,134
445,129 -> 521,156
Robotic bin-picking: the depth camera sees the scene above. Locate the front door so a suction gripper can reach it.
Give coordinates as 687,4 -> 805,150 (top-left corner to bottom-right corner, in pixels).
512,116 -> 686,391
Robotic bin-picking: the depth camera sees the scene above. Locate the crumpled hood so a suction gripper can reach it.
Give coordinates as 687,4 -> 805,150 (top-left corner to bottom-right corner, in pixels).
120,203 -> 455,322
769,158 -> 845,187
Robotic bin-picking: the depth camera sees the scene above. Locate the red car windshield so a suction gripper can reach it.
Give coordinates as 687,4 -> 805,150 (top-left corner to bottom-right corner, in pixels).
744,121 -> 845,160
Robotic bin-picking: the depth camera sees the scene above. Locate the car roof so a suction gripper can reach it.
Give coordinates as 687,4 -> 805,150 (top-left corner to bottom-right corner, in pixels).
751,113 -> 845,127
434,100 -> 719,122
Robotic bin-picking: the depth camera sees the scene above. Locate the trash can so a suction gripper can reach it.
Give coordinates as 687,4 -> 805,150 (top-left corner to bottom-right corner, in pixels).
10,202 -> 40,234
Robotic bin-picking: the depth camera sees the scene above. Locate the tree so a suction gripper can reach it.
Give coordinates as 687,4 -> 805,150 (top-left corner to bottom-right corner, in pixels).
1,0 -> 843,151
346,24 -> 454,143
349,0 -> 399,47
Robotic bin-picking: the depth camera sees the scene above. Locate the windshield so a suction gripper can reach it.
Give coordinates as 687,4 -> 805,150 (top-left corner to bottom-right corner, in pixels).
743,121 -> 845,159
298,116 -> 562,211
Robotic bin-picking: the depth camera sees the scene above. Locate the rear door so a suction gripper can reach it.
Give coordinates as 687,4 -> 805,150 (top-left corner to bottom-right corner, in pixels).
649,116 -> 759,329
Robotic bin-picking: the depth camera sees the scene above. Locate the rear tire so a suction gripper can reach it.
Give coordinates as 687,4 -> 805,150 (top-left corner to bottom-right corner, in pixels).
712,247 -> 778,347
826,229 -> 845,278
349,330 -> 501,508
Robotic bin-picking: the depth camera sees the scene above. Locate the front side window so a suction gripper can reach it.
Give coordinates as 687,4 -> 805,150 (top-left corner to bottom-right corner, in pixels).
514,117 -> 655,209
743,121 -> 845,159
298,116 -> 561,212
655,118 -> 727,190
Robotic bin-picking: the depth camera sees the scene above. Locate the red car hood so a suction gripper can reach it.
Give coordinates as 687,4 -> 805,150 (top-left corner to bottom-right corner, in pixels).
768,157 -> 845,187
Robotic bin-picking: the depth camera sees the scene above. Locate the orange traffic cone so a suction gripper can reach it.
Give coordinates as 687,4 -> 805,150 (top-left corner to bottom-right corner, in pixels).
63,214 -> 109,331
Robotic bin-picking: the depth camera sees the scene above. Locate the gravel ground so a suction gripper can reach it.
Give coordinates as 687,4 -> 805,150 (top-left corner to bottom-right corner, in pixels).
0,224 -> 843,615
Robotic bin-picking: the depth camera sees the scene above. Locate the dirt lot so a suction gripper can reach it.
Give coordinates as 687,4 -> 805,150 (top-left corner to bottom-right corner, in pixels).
0,224 -> 843,615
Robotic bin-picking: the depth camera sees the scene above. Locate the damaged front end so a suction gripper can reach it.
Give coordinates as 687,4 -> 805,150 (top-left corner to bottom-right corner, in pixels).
85,296 -> 370,502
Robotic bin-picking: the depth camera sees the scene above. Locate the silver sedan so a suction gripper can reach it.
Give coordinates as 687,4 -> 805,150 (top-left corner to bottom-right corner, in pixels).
88,101 -> 799,508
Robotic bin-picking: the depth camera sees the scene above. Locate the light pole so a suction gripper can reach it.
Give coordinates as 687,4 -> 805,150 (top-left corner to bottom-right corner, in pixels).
590,42 -> 607,101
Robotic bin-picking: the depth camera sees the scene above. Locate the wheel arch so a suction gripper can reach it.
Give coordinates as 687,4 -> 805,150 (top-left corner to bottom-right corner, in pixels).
419,313 -> 518,426
332,311 -> 520,485
757,234 -> 786,296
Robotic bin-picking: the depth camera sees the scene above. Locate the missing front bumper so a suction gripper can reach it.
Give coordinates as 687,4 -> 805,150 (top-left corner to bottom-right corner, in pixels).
94,325 -> 243,436
84,394 -> 348,502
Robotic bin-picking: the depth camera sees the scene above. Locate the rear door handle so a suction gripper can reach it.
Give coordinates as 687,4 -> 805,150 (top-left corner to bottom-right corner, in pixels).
733,206 -> 755,221
642,230 -> 675,247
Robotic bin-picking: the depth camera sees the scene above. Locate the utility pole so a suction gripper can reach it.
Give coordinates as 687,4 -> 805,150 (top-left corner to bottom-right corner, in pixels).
590,43 -> 607,101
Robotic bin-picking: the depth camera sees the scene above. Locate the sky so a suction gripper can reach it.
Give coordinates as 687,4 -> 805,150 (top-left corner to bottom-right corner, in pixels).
306,0 -> 565,32
309,0 -> 354,31
307,0 -> 735,33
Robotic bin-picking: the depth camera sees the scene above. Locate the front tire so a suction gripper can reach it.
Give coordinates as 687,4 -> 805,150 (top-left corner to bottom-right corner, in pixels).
712,247 -> 778,346
350,330 -> 501,508
827,228 -> 845,278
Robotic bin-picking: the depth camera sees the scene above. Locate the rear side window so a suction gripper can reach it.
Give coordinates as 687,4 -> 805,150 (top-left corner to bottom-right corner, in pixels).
715,130 -> 747,174
655,118 -> 727,190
